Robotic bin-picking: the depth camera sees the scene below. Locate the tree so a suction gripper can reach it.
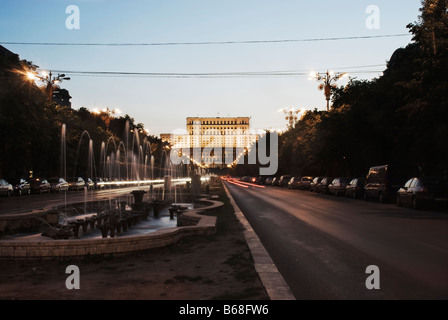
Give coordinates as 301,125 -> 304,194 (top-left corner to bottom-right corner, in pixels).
0,50 -> 53,178
407,0 -> 448,57
0,49 -> 166,180
274,0 -> 448,179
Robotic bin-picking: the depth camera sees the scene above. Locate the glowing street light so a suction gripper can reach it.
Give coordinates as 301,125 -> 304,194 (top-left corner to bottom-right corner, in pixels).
309,70 -> 348,111
26,72 -> 36,80
278,107 -> 306,129
25,70 -> 70,101
93,107 -> 121,132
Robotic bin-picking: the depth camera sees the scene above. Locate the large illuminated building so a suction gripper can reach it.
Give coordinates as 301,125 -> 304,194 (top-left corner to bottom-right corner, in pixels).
161,117 -> 258,168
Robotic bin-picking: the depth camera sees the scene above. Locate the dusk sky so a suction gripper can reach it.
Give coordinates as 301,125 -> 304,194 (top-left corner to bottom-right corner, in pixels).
0,0 -> 422,136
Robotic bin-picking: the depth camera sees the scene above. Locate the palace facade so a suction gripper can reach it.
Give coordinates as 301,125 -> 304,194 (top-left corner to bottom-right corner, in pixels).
161,116 -> 258,167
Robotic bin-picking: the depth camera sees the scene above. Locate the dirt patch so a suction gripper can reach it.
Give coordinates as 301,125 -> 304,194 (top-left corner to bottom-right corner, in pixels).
0,187 -> 269,300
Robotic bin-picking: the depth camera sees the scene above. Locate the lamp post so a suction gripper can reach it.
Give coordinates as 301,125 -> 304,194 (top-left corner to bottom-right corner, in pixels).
93,107 -> 121,132
309,70 -> 348,111
278,107 -> 305,129
27,71 -> 70,101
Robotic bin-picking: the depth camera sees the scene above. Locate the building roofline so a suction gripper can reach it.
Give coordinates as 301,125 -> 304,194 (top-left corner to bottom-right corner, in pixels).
186,116 -> 250,119
0,45 -> 18,58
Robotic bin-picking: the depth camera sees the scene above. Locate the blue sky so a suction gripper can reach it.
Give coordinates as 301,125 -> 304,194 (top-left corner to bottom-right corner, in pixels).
0,0 -> 422,136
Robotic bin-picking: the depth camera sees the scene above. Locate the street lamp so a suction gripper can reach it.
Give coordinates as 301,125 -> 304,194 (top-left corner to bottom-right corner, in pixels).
93,107 -> 121,132
278,107 -> 305,129
26,70 -> 71,101
309,70 -> 348,111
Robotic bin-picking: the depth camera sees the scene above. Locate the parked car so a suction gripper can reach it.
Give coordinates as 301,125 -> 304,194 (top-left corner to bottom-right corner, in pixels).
297,176 -> 313,190
316,177 -> 334,194
278,175 -> 292,187
287,177 -> 302,189
257,176 -> 267,185
265,177 -> 274,185
105,178 -> 117,188
328,177 -> 350,196
29,178 -> 51,194
241,176 -> 250,182
67,177 -> 86,191
0,179 -> 13,197
345,178 -> 365,199
101,178 -> 108,188
48,178 -> 69,192
110,178 -> 120,188
396,177 -> 448,209
84,178 -> 94,190
310,177 -> 323,192
93,177 -> 105,189
10,178 -> 31,196
364,164 -> 408,203
271,177 -> 280,186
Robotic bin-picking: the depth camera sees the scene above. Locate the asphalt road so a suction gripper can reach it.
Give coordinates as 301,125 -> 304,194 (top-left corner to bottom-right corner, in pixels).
224,179 -> 448,300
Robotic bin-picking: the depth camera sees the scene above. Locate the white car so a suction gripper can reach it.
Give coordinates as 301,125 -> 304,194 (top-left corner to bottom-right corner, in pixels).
0,179 -> 13,197
48,178 -> 69,192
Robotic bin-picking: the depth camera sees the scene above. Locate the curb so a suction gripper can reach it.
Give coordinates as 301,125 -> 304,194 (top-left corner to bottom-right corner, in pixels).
222,183 -> 296,300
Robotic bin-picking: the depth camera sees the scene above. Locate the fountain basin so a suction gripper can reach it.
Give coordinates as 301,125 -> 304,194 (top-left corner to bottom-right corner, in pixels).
0,211 -> 217,257
0,197 -> 222,257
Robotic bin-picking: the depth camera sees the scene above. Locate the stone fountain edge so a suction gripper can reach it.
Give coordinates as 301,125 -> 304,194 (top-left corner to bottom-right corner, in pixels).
0,197 -> 222,258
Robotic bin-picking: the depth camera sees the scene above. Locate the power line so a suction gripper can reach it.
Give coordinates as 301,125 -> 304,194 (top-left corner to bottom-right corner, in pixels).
1,34 -> 410,47
42,70 -> 383,79
41,64 -> 385,79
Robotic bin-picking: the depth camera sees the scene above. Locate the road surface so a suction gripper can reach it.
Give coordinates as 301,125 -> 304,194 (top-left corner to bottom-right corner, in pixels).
224,178 -> 448,300
0,183 -> 172,216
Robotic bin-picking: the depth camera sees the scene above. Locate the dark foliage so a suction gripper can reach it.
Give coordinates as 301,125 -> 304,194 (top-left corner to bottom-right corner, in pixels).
276,0 -> 448,179
0,50 -> 164,180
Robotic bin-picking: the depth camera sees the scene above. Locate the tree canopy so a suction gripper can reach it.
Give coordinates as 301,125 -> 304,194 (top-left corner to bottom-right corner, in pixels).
0,48 -> 164,180
274,0 -> 448,179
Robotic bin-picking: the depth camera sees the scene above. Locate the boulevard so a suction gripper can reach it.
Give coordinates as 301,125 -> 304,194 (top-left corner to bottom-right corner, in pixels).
224,178 -> 448,299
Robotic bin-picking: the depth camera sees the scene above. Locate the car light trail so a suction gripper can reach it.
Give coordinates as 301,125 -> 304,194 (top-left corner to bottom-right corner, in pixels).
224,179 -> 249,188
234,180 -> 266,188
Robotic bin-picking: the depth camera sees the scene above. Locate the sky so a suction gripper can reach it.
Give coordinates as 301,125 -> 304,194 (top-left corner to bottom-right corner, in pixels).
0,0 -> 423,136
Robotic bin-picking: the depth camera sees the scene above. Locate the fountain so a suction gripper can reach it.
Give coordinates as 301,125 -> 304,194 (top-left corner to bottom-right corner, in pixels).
41,121 -> 191,238
0,122 -> 222,258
